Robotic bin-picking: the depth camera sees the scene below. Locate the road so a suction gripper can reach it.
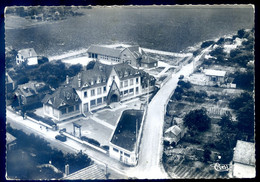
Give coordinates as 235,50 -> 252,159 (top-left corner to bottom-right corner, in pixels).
127,47 -> 210,179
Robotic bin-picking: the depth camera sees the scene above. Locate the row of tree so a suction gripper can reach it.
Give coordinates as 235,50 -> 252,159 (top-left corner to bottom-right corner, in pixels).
7,125 -> 93,179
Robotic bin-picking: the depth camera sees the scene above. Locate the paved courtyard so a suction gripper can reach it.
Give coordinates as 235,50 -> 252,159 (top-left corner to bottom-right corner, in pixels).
34,97 -> 146,147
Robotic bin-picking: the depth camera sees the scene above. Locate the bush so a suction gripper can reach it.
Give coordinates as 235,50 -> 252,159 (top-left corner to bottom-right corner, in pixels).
183,108 -> 211,132
81,136 -> 100,147
26,112 -> 56,127
201,41 -> 215,48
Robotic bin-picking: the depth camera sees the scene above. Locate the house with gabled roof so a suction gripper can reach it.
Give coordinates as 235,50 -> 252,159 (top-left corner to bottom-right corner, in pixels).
42,85 -> 82,122
87,44 -> 157,68
65,61 -> 143,115
15,81 -> 51,109
232,140 -> 255,178
164,125 -> 182,145
16,48 -> 38,65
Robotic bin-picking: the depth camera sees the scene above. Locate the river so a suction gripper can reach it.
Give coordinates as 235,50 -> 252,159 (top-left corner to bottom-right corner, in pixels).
5,5 -> 254,57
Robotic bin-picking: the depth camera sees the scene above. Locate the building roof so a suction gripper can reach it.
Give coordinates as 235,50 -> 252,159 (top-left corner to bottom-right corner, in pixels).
16,81 -> 51,97
6,132 -> 16,145
18,48 -> 37,58
204,69 -> 226,77
42,85 -> 81,109
110,109 -> 144,152
69,61 -> 141,90
87,45 -> 122,58
233,140 -> 255,166
141,56 -> 158,64
62,163 -> 106,180
165,125 -> 182,136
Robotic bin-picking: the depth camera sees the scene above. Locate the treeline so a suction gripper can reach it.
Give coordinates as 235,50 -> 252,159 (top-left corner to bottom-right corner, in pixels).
200,28 -> 254,91
6,6 -> 84,19
10,60 -> 83,89
7,125 -> 93,179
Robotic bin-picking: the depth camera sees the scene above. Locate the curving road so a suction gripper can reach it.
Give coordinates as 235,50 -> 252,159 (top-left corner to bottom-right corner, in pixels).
127,48 -> 210,179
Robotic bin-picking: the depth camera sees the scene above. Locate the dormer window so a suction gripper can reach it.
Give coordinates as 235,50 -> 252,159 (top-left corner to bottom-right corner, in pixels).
97,77 -> 101,83
91,80 -> 94,85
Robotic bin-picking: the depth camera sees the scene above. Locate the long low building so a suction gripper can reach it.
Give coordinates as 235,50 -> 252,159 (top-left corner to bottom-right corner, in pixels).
109,109 -> 145,166
87,44 -> 158,68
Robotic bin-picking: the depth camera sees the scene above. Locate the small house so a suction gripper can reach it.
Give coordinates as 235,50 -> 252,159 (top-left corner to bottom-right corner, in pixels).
164,125 -> 182,145
16,48 -> 38,65
203,69 -> 227,85
15,81 -> 51,109
140,55 -> 158,68
62,164 -> 107,180
42,85 -> 82,122
232,140 -> 255,178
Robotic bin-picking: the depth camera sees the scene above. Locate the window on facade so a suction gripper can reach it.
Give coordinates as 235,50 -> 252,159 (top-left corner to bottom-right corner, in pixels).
124,80 -> 128,87
120,81 -> 123,88
91,89 -> 95,96
61,108 -> 66,115
124,90 -> 128,95
84,91 -> 87,98
68,106 -> 74,113
120,91 -> 123,96
103,96 -> 107,102
136,78 -> 139,84
90,99 -> 96,107
97,97 -> 102,105
136,87 -> 139,94
124,153 -> 130,157
97,87 -> 102,95
113,148 -> 119,152
75,105 -> 79,111
130,79 -> 133,86
129,88 -> 134,94
103,86 -> 106,92
112,76 -> 115,80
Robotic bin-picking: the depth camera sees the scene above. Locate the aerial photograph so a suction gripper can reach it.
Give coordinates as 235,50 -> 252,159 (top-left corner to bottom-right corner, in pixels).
5,5 -> 255,179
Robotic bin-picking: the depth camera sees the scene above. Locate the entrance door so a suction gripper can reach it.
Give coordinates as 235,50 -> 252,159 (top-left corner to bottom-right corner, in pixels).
110,94 -> 119,103
83,103 -> 89,114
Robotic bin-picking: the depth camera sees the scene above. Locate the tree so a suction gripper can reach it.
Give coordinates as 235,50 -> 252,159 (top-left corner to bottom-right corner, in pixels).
203,147 -> 212,163
183,108 -> 211,132
201,41 -> 215,48
86,61 -> 96,70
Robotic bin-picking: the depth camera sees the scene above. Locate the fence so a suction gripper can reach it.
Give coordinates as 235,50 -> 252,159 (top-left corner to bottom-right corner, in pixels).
207,107 -> 231,118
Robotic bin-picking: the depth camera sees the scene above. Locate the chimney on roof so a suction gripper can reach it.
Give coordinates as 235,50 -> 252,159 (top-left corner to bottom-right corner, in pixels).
29,49 -> 32,57
66,75 -> 69,84
78,73 -> 81,87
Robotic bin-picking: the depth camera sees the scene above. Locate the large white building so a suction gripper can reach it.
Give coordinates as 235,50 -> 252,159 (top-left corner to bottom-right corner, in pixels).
42,61 -> 154,121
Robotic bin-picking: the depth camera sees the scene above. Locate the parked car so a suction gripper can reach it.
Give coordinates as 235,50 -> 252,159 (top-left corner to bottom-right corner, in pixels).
55,134 -> 67,142
179,75 -> 184,79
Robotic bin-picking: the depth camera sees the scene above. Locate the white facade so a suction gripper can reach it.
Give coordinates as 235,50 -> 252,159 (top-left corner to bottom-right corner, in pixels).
75,67 -> 141,114
16,48 -> 38,65
233,163 -> 255,178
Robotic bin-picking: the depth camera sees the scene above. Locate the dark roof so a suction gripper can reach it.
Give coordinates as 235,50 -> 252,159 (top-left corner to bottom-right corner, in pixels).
69,61 -> 141,90
18,48 -> 37,58
141,56 -> 158,64
87,45 -> 122,58
62,164 -> 106,180
233,140 -> 255,166
16,81 -> 51,97
127,46 -> 142,59
42,85 -> 81,109
110,109 -> 144,152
